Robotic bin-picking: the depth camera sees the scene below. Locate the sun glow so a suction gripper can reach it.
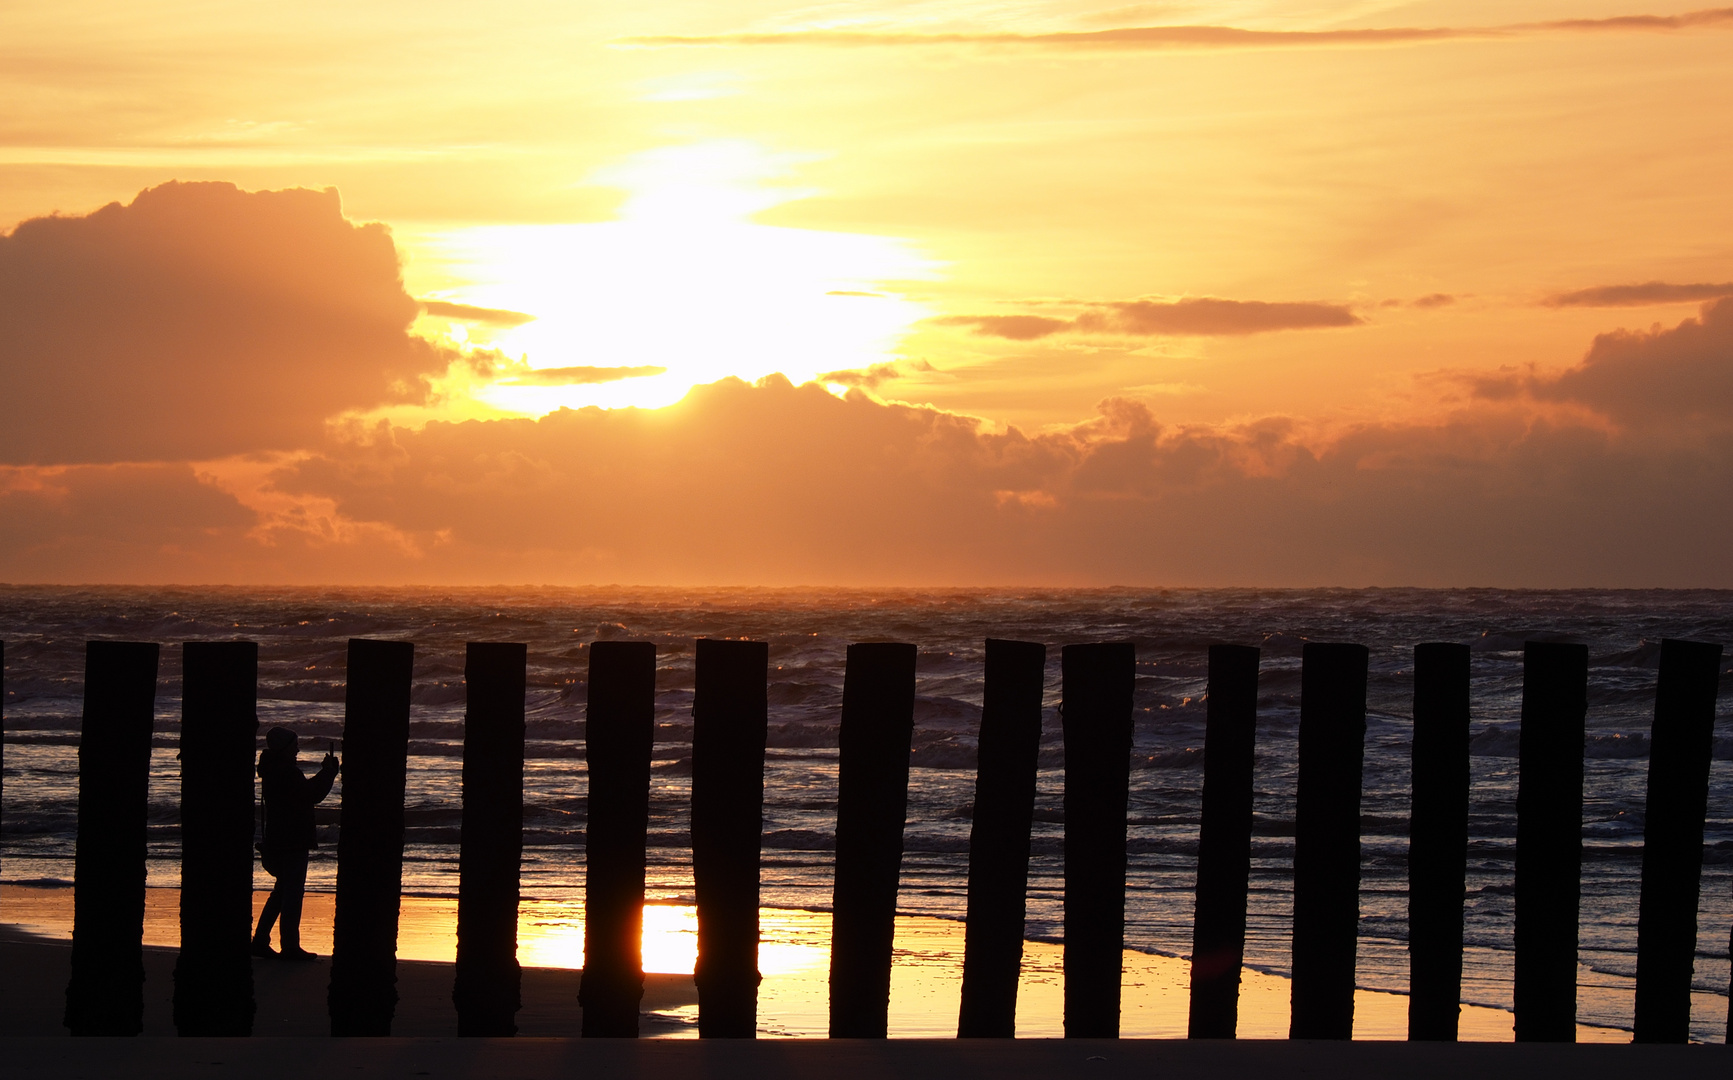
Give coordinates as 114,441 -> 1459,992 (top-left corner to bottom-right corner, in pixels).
404,141 -> 935,416
513,901 -> 828,977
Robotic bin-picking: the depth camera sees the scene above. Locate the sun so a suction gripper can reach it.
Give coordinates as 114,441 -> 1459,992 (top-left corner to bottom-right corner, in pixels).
402,141 -> 936,416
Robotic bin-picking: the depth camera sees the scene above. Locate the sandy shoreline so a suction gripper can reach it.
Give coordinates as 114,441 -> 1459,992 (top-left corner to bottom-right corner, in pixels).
0,883 -> 1632,1040
0,929 -> 699,1038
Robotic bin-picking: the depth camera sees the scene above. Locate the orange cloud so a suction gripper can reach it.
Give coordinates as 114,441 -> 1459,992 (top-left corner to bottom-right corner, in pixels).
0,182 -> 450,465
419,300 -> 537,327
0,463 -> 255,579
499,365 -> 668,387
621,8 -> 1733,51
935,315 -> 1072,341
1543,281 -> 1733,307
1474,297 -> 1733,431
817,359 -> 937,389
938,298 -> 1360,340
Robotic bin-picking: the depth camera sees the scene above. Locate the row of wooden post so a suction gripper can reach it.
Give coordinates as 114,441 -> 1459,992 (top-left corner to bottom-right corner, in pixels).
20,634 -> 1727,1040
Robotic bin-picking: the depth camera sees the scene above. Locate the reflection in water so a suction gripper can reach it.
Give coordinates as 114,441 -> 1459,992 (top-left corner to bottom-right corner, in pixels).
0,886 -> 1632,1040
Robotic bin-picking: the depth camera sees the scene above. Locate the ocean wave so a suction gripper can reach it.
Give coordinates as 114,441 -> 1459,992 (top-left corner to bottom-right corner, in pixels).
910,740 -> 976,770
1133,748 -> 1205,770
763,829 -> 835,851
766,722 -> 837,749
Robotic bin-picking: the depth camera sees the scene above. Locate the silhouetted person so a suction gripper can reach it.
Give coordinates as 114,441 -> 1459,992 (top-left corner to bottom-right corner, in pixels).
252,727 -> 338,961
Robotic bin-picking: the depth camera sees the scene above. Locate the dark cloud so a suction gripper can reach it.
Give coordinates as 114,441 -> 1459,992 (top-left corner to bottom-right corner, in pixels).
1412,293 -> 1456,308
420,300 -> 537,327
500,365 -> 667,387
940,298 -> 1359,339
1543,281 -> 1733,307
1475,297 -> 1733,430
0,181 -> 451,465
621,9 -> 1733,51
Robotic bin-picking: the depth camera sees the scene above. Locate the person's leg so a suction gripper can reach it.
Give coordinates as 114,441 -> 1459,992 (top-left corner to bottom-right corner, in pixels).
279,851 -> 311,956
254,872 -> 283,953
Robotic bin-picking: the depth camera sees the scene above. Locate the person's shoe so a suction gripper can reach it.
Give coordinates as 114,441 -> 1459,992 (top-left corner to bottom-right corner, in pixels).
280,947 -> 320,962
250,939 -> 278,958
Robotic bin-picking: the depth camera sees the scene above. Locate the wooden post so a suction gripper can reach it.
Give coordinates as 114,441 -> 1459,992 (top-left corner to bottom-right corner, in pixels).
452,642 -> 527,1036
1513,641 -> 1587,1043
1633,638 -> 1723,1043
829,642 -> 918,1038
64,641 -> 158,1036
957,638 -> 1047,1038
1289,642 -> 1368,1041
1187,643 -> 1260,1039
690,638 -> 769,1039
1061,641 -> 1136,1039
327,638 -> 414,1037
174,641 -> 260,1036
579,640 -> 658,1037
1408,642 -> 1471,1041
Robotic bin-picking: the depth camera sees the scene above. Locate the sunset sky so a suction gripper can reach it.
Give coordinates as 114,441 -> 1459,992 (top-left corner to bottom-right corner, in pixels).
4,2 -> 1732,586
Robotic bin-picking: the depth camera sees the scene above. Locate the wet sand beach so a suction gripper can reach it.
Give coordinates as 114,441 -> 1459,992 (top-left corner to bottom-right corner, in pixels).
0,884 -> 1629,1041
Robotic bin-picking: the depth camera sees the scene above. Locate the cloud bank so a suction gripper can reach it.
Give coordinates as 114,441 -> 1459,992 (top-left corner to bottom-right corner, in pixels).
7,300 -> 1732,587
0,182 -> 448,465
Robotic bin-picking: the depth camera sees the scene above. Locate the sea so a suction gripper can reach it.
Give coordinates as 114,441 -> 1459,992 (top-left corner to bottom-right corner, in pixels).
1,585 -> 1730,1041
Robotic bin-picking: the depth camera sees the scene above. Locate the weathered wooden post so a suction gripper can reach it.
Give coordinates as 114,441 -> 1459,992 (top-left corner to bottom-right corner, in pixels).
1062,641 -> 1136,1039
327,638 -> 414,1036
579,640 -> 658,1037
829,642 -> 919,1038
1513,641 -> 1587,1043
452,642 -> 528,1036
1408,642 -> 1471,1041
1633,638 -> 1723,1043
957,638 -> 1047,1038
64,641 -> 159,1036
1289,642 -> 1369,1041
1187,643 -> 1260,1039
174,641 -> 260,1036
691,638 -> 769,1038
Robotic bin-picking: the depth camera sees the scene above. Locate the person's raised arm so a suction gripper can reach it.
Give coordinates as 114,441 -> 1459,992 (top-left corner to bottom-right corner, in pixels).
308,751 -> 339,804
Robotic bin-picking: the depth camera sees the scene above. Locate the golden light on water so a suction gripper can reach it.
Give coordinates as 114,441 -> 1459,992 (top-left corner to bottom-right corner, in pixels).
404,141 -> 936,417
515,900 -> 830,978
516,901 -> 700,974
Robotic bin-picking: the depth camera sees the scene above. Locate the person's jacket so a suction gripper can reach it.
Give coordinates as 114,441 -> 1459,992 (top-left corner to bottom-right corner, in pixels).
258,749 -> 337,853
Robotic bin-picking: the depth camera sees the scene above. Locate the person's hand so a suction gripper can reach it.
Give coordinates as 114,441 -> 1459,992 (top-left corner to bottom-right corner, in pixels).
323,751 -> 340,774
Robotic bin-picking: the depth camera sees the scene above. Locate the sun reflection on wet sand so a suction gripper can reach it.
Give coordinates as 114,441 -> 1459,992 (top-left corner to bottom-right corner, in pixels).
0,885 -> 1638,1041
